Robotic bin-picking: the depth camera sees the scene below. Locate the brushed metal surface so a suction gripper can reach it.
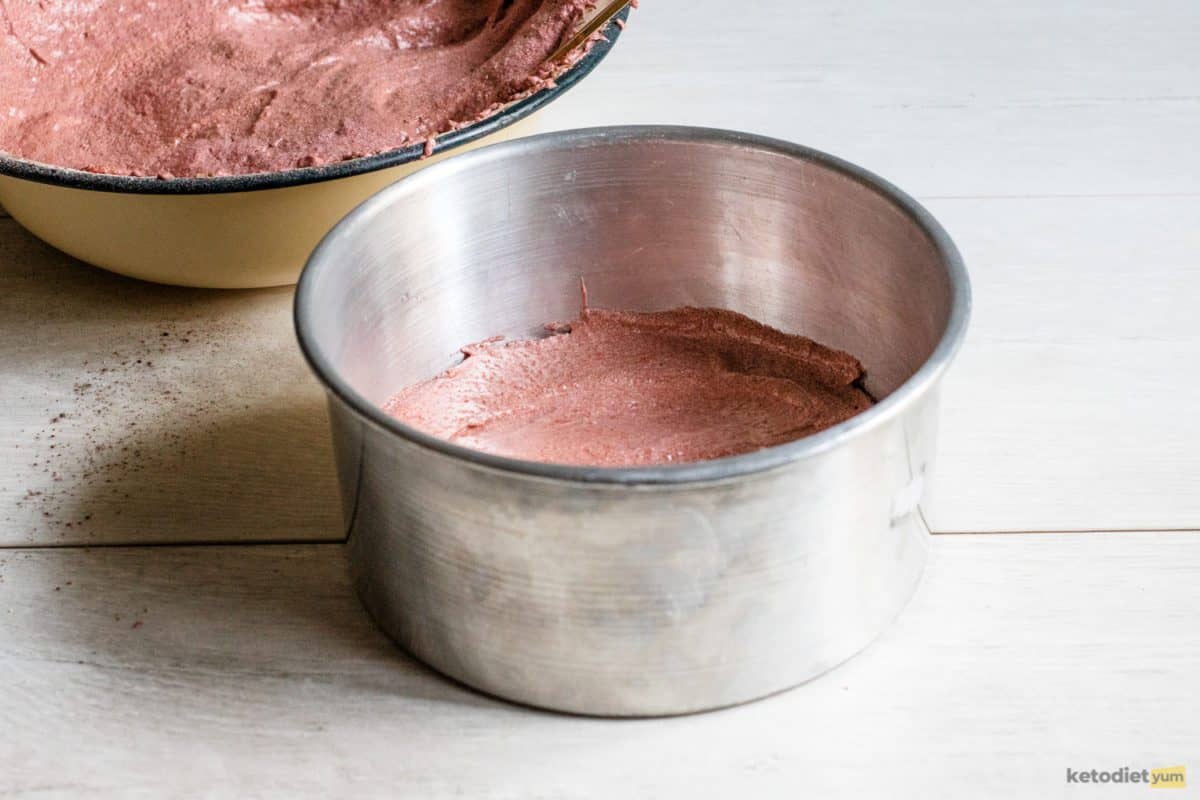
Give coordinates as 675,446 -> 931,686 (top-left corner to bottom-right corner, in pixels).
296,126 -> 970,716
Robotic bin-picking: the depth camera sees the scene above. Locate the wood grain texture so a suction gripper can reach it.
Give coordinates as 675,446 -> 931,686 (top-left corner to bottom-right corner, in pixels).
925,196 -> 1200,531
540,0 -> 1200,532
0,220 -> 342,546
1,533 -> 1197,798
2,0 -> 1199,539
540,0 -> 1200,199
1,3 -> 1197,795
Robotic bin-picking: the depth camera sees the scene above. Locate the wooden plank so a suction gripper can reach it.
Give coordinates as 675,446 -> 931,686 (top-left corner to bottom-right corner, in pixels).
1,533 -> 1197,797
4,0 -> 1199,543
3,200 -> 1197,540
925,195 -> 1200,532
0,220 -> 342,546
543,0 -> 1200,532
543,0 -> 1200,199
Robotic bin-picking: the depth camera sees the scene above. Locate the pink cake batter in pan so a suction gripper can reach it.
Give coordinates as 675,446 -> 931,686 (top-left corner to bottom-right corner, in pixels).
384,300 -> 874,468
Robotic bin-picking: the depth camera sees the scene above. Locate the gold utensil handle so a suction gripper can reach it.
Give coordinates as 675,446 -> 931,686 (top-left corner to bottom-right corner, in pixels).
548,0 -> 629,64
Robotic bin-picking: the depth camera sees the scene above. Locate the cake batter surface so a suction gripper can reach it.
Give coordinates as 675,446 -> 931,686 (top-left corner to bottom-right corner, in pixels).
384,303 -> 874,467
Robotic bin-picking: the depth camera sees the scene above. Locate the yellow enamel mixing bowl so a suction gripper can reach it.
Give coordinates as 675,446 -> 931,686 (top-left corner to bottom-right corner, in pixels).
0,12 -> 625,289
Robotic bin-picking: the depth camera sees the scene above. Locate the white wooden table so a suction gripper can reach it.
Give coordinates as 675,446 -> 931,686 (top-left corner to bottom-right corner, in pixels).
2,1 -> 1198,796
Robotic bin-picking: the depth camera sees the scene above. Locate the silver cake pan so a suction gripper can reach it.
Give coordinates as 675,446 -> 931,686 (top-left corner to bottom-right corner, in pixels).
295,126 -> 971,716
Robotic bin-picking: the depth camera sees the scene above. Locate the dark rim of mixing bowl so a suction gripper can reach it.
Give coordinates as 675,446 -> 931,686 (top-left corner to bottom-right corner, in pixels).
296,125 -> 973,486
0,7 -> 627,196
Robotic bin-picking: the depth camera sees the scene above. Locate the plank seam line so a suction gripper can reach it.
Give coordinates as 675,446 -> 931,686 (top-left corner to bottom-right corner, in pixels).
0,536 -> 346,551
932,527 -> 1200,536
3,529 -> 1199,552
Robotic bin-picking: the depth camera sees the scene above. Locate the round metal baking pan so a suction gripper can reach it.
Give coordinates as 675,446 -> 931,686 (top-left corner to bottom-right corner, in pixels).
296,125 -> 971,715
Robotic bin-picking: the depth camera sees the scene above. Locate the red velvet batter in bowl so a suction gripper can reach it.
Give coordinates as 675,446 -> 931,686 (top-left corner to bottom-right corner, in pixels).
0,0 -> 595,176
